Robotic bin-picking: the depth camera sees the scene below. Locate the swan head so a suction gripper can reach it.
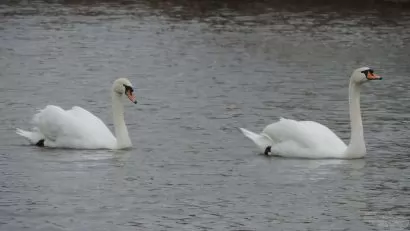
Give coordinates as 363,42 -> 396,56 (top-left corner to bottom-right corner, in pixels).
112,78 -> 137,104
351,67 -> 382,84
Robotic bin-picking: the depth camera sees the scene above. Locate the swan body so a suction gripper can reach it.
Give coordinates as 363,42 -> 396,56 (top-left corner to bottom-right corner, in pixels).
240,67 -> 382,159
16,78 -> 137,150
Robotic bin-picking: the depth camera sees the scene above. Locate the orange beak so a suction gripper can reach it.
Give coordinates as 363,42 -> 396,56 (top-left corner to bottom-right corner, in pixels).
366,72 -> 382,80
126,91 -> 137,104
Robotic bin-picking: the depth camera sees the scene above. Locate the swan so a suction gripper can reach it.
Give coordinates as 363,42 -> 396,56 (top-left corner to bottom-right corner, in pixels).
239,67 -> 382,159
16,78 -> 137,149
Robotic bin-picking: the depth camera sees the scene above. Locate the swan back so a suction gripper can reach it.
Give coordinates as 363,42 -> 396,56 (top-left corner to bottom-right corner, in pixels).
33,105 -> 117,149
262,118 -> 347,158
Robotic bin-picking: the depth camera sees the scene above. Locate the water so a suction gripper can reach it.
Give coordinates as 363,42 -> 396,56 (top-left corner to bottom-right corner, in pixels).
1,1 -> 410,230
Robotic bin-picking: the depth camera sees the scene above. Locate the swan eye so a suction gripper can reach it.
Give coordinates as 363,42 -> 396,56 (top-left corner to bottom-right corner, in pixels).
361,69 -> 373,76
123,84 -> 134,93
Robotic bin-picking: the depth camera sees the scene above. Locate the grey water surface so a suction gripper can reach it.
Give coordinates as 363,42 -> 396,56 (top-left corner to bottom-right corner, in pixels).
1,1 -> 410,230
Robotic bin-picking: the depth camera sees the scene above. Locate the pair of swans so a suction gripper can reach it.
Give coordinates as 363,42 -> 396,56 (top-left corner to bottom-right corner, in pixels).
16,67 -> 382,159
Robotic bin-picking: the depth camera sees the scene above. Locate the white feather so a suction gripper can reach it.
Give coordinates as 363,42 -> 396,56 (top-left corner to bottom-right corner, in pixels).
240,67 -> 382,159
16,78 -> 136,150
239,128 -> 273,154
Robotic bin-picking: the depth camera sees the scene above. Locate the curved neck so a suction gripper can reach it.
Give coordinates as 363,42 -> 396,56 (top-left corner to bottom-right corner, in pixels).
344,80 -> 366,157
112,92 -> 132,149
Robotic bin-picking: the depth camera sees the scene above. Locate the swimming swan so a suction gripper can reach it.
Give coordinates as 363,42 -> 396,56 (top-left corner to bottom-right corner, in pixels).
16,78 -> 137,149
239,67 -> 382,159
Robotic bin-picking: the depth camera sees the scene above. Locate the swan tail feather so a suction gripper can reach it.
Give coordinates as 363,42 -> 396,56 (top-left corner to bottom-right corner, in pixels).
16,128 -> 45,145
239,128 -> 273,154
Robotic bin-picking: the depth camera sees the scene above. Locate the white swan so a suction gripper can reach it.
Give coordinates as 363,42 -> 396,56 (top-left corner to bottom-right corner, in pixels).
239,67 -> 382,159
16,78 -> 137,149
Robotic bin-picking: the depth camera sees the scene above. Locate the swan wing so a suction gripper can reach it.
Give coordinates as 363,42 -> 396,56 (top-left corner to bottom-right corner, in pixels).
67,106 -> 115,137
262,118 -> 347,158
32,105 -> 67,142
32,105 -> 116,149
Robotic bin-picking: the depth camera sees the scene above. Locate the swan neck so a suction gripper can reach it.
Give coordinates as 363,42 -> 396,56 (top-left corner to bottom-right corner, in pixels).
345,80 -> 365,156
112,92 -> 132,149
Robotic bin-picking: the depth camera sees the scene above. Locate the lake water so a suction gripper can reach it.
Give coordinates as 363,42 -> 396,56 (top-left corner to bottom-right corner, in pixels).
1,0 -> 409,230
